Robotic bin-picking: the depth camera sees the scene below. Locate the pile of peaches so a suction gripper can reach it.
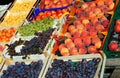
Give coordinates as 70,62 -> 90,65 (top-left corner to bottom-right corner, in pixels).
0,27 -> 16,42
76,0 -> 115,18
39,0 -> 73,9
109,20 -> 120,51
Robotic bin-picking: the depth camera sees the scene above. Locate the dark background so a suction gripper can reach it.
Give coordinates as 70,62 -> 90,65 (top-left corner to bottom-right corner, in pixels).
0,0 -> 14,5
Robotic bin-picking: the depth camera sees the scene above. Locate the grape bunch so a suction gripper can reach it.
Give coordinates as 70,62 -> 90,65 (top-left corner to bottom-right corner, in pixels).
18,17 -> 54,36
1,60 -> 43,78
7,28 -> 55,59
45,58 -> 101,78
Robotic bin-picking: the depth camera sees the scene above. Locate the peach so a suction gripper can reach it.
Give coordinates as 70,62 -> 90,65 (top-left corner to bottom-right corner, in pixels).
59,44 -> 66,51
76,24 -> 84,30
88,12 -> 96,18
102,20 -> 109,28
109,42 -> 118,51
73,31 -> 80,37
108,3 -> 115,10
100,16 -> 107,22
45,0 -> 50,5
69,47 -> 79,55
65,32 -> 72,38
68,25 -> 75,32
83,38 -> 91,46
60,48 -> 70,56
85,23 -> 91,30
65,39 -> 72,45
66,42 -> 75,49
105,0 -> 113,5
96,24 -> 104,31
89,2 -> 96,7
82,19 -> 90,25
94,8 -> 101,15
53,0 -> 59,4
74,38 -> 82,46
92,37 -> 101,44
90,30 -> 97,36
97,1 -> 104,7
95,41 -> 102,49
78,42 -> 84,48
88,46 -> 98,54
79,47 -> 87,54
81,31 -> 89,37
70,29 -> 77,35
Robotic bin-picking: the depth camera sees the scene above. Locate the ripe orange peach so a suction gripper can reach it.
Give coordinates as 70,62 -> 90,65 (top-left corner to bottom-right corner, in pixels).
74,38 -> 82,46
76,24 -> 84,30
97,1 -> 104,7
65,32 -> 72,38
69,47 -> 79,55
82,19 -> 90,25
73,31 -> 80,37
59,44 -> 66,51
78,42 -> 84,48
92,37 -> 101,44
83,38 -> 91,46
81,31 -> 89,37
79,47 -> 87,54
65,39 -> 72,45
68,25 -> 75,32
95,41 -> 102,49
88,46 -> 98,54
66,42 -> 75,49
60,48 -> 70,56
96,24 -> 104,31
70,29 -> 77,35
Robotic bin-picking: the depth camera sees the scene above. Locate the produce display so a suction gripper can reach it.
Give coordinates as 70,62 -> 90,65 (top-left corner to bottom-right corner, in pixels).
18,17 -> 54,36
45,58 -> 101,78
6,28 -> 55,59
1,60 -> 43,78
108,20 -> 120,51
0,27 -> 16,42
34,9 -> 69,20
39,0 -> 73,9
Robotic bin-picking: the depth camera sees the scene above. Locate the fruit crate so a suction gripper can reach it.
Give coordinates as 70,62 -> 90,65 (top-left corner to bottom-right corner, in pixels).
42,53 -> 105,78
0,55 -> 49,78
103,0 -> 120,59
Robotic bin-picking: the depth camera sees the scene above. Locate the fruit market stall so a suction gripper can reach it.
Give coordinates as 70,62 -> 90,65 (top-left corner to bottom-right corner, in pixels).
0,0 -> 120,78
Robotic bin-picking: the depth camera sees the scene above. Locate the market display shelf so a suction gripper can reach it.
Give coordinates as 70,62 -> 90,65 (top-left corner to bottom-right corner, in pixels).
0,55 -> 49,78
103,0 -> 120,59
42,53 -> 104,78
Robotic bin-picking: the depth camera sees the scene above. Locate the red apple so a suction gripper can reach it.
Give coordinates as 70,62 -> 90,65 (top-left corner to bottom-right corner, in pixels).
114,25 -> 120,33
109,42 -> 118,51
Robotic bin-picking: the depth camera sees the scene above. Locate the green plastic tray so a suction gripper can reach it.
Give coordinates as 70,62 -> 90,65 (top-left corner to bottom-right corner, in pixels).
103,0 -> 120,59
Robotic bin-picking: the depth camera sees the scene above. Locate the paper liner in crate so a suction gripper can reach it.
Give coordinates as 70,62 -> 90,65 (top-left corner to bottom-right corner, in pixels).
0,55 -> 49,78
42,53 -> 104,78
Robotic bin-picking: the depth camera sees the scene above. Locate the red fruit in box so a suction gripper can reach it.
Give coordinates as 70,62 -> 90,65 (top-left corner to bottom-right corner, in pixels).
74,38 -> 82,46
88,46 -> 98,54
79,47 -> 87,54
70,29 -> 77,35
92,37 -> 101,44
65,32 -> 71,38
76,24 -> 84,30
96,24 -> 104,31
73,31 -> 80,37
65,39 -> 72,45
60,48 -> 70,56
109,42 -> 118,51
114,25 -> 120,33
69,47 -> 79,55
95,41 -> 102,49
40,4 -> 45,9
81,31 -> 89,37
85,23 -> 91,30
66,42 -> 75,49
102,20 -> 109,28
59,44 -> 66,51
116,20 -> 120,25
90,30 -> 97,36
83,38 -> 91,46
68,25 -> 75,32
78,42 -> 84,48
